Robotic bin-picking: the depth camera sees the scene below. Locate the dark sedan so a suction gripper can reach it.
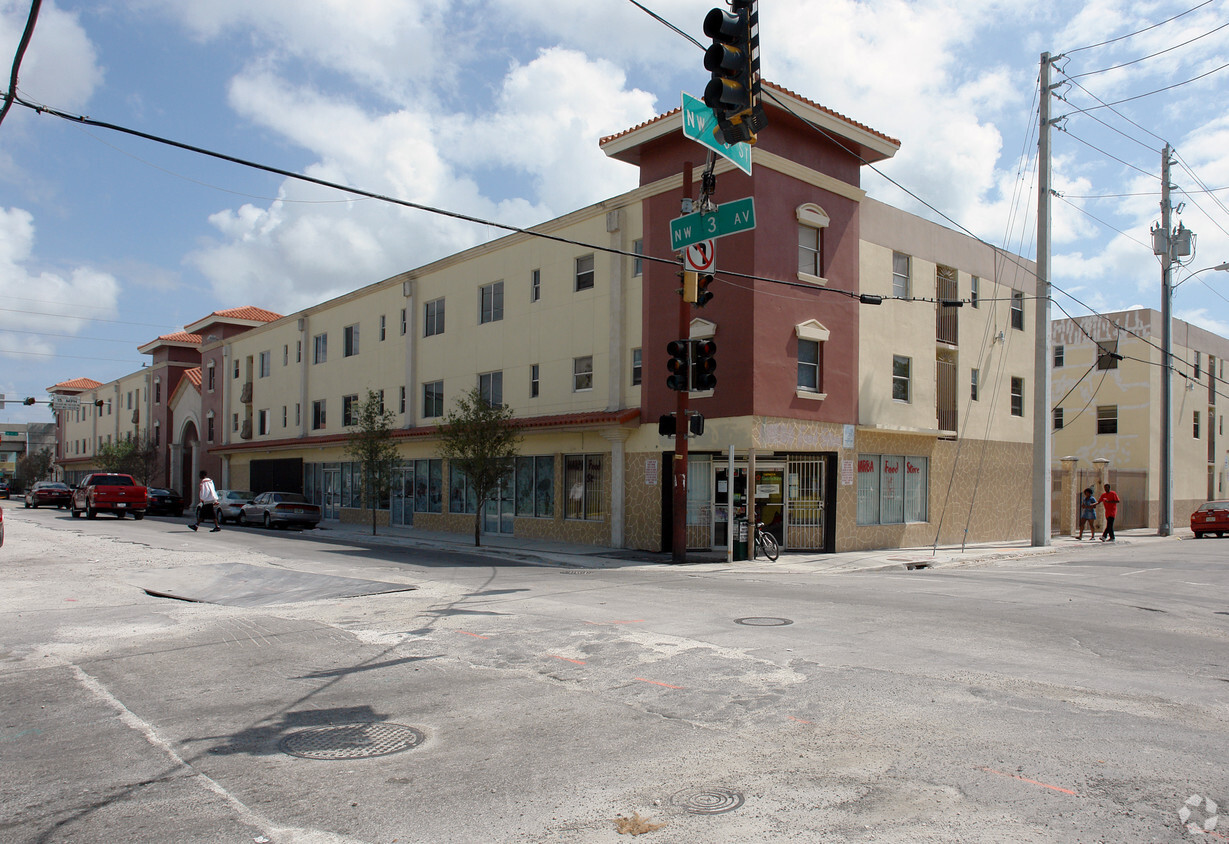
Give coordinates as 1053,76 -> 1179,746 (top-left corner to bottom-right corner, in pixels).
239,492 -> 322,529
25,482 -> 72,509
147,488 -> 186,517
1191,500 -> 1229,538
0,481 -> 9,499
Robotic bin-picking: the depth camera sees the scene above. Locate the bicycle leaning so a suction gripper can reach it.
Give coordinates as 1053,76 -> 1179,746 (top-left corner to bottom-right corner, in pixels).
753,521 -> 779,561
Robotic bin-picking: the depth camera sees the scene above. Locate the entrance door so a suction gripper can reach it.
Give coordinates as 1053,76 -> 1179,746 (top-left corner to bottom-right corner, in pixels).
391,466 -> 413,526
754,466 -> 786,546
322,468 -> 341,521
482,476 -> 515,534
786,457 -> 827,550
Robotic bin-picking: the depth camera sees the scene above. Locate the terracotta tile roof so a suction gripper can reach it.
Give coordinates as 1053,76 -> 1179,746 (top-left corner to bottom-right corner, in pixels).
599,79 -> 899,148
184,367 -> 202,389
50,377 -> 104,391
147,332 -> 202,345
212,306 -> 283,323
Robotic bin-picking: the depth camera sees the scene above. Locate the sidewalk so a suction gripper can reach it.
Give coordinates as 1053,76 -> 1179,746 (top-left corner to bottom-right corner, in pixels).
306,521 -> 1187,575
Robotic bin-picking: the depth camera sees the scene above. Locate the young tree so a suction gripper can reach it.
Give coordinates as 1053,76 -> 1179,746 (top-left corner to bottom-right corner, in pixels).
344,389 -> 402,536
17,447 -> 53,486
122,434 -> 160,487
437,386 -> 521,547
94,440 -> 134,473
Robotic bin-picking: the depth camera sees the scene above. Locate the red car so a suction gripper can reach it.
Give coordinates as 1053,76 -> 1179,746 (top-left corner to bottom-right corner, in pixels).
25,481 -> 72,509
1190,500 -> 1229,538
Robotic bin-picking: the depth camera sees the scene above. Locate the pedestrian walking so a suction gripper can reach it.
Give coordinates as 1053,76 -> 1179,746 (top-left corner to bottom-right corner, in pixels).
1077,487 -> 1097,539
189,470 -> 221,532
1098,483 -> 1120,542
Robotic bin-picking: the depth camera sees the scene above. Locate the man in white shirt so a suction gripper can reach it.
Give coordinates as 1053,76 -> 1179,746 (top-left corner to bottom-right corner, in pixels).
189,470 -> 221,532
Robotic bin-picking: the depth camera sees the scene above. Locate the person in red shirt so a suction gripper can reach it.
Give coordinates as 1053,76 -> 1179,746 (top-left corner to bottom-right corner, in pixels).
1098,483 -> 1121,541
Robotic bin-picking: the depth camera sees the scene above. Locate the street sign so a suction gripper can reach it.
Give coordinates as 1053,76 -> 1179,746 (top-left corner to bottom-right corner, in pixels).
683,240 -> 716,273
681,92 -> 752,176
51,396 -> 80,411
670,196 -> 756,251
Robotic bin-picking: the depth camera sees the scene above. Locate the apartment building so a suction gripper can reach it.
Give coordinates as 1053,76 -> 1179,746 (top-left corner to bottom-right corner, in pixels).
1051,308 -> 1229,529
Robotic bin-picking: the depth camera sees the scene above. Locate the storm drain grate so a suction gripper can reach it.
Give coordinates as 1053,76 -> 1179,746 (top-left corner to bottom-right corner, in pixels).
279,722 -> 425,760
733,617 -> 793,627
671,787 -> 745,815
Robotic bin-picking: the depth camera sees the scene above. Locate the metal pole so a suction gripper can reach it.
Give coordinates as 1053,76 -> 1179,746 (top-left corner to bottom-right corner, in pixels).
1160,145 -> 1174,536
727,444 -> 735,563
672,164 -> 692,564
1032,52 -> 1054,547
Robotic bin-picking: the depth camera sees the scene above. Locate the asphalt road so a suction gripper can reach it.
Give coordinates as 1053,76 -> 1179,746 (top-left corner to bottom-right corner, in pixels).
1,507 -> 1226,843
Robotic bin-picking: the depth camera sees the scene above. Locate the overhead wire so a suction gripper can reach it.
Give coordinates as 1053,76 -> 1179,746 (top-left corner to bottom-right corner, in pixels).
1067,19 -> 1229,79
0,0 -> 41,131
1062,0 -> 1217,54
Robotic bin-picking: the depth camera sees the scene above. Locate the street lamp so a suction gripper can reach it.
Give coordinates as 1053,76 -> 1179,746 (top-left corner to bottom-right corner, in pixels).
1173,261 -> 1229,288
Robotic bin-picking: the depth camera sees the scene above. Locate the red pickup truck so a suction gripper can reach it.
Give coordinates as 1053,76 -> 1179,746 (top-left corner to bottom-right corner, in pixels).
71,473 -> 148,520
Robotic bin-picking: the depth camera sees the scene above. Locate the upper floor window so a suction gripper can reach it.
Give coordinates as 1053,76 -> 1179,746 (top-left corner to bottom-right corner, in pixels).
425,298 -> 445,336
971,368 -> 979,401
480,281 -> 503,324
379,315 -> 387,342
313,333 -> 327,364
1194,351 -> 1202,380
400,308 -> 407,336
1054,345 -> 1064,368
573,356 -> 593,392
1194,410 -> 1201,438
423,381 -> 443,418
283,345 -> 289,366
233,359 -> 240,379
1097,405 -> 1118,435
798,339 -> 822,392
531,364 -> 540,398
631,348 -> 642,386
575,254 -> 595,291
343,324 -> 360,357
258,409 -> 270,435
797,204 -> 829,280
632,239 -> 643,277
479,371 -> 503,406
892,252 -> 910,298
1053,407 -> 1064,430
342,394 -> 359,427
971,276 -> 980,308
1010,376 -> 1024,417
1096,339 -> 1119,370
312,399 -> 326,430
531,268 -> 541,302
892,355 -> 911,402
259,351 -> 271,378
1010,291 -> 1025,331
154,378 -> 162,405
207,364 -> 215,392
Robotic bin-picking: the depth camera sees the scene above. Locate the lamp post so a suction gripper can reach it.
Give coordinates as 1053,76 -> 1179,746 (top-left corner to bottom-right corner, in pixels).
1159,259 -> 1229,536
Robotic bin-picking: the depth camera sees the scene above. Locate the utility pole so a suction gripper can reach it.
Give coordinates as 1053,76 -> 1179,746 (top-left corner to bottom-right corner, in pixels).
1158,145 -> 1175,536
1032,52 -> 1056,547
672,163 -> 693,565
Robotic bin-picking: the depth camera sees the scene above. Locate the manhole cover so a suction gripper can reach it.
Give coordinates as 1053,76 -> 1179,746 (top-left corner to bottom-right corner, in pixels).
671,787 -> 745,815
279,722 -> 425,760
733,617 -> 793,626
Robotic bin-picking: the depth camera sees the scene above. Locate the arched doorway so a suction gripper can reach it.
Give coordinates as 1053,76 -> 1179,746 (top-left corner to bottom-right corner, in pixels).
176,420 -> 199,497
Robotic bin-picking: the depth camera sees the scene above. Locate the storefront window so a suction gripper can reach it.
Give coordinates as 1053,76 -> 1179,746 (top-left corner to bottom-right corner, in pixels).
858,453 -> 929,525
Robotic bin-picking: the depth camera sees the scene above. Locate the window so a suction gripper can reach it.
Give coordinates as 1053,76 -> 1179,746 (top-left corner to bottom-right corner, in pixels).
379,315 -> 386,341
449,463 -> 480,514
377,389 -> 385,414
480,281 -> 503,324
531,268 -> 541,302
1010,377 -> 1024,417
632,348 -> 642,386
798,339 -> 822,392
106,400 -> 112,415
971,276 -> 980,308
1053,407 -> 1064,430
971,368 -> 979,401
259,351 -> 271,378
515,455 -> 555,517
207,413 -> 215,443
424,298 -> 445,336
632,239 -> 643,277
1096,340 -> 1119,370
531,364 -> 540,398
400,308 -> 407,336
343,324 -> 360,357
127,391 -> 133,409
283,345 -> 289,366
1054,345 -> 1064,368
1010,291 -> 1024,330
892,252 -> 910,298
892,355 -> 911,402
282,406 -> 287,427
296,340 -> 302,363
233,413 -> 239,432
564,453 -> 605,520
313,333 -> 327,364
233,359 -> 240,379
857,454 -> 929,525
798,224 -> 822,277
1096,405 -> 1118,435
1194,410 -> 1201,438
423,381 -> 443,418
207,365 -> 215,392
1195,351 -> 1202,380
258,409 -> 269,435
153,422 -> 160,447
295,403 -> 300,426
154,378 -> 161,405
575,254 -> 595,291
479,371 -> 503,406
573,356 -> 593,391
312,400 -> 326,430
343,394 -> 359,426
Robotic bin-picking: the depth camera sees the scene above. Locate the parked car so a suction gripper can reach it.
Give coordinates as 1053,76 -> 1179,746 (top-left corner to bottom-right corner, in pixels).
25,481 -> 72,509
0,480 -> 9,499
146,488 -> 186,517
215,489 -> 256,524
238,492 -> 322,529
0,503 -> 5,546
1190,500 -> 1229,538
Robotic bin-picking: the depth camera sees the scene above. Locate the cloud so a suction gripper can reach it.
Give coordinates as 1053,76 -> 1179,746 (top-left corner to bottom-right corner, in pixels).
0,0 -> 101,110
0,207 -> 120,360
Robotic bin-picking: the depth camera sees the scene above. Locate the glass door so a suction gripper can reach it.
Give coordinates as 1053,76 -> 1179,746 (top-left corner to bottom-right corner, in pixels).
391,466 -> 413,526
754,466 -> 786,546
322,468 -> 341,521
482,476 -> 515,534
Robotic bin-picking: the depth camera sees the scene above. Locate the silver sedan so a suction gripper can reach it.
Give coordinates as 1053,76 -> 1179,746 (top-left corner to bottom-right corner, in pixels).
238,492 -> 322,529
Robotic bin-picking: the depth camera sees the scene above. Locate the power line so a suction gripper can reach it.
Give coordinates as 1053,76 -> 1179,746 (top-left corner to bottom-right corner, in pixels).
1068,19 -> 1229,79
1070,60 -> 1229,112
1057,125 -> 1158,179
1062,0 -> 1217,54
624,0 -> 703,50
0,0 -> 41,131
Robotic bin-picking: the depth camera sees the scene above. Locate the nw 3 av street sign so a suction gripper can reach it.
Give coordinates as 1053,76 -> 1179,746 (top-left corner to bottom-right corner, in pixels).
670,196 -> 756,251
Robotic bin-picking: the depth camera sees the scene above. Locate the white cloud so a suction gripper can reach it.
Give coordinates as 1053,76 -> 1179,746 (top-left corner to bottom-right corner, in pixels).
0,0 -> 101,109
0,207 -> 120,360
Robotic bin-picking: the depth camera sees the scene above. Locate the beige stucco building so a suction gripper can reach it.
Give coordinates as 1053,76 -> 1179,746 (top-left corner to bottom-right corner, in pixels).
1051,308 -> 1229,530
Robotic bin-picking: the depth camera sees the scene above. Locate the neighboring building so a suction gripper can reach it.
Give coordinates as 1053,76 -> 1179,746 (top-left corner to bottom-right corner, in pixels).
0,422 -> 55,485
194,81 -> 1038,552
1051,308 -> 1229,530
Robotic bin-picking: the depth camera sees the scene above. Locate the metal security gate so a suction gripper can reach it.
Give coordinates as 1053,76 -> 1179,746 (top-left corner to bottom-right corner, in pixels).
785,457 -> 827,550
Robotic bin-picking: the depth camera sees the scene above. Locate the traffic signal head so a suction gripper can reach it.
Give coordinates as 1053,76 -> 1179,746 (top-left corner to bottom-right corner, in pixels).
666,339 -> 691,391
682,270 -> 699,304
692,339 -> 717,391
689,412 -> 705,436
658,414 -> 677,437
702,2 -> 764,145
22,397 -> 36,406
696,273 -> 714,308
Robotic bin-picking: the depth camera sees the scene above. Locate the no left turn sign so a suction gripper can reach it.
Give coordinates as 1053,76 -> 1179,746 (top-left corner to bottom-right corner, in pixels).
683,239 -> 716,273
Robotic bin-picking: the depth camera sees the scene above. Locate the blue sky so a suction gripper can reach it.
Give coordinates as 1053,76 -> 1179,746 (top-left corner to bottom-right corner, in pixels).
2,0 -> 1228,424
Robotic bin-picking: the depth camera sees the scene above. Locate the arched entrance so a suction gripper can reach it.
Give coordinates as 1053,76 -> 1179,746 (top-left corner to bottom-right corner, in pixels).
175,420 -> 199,497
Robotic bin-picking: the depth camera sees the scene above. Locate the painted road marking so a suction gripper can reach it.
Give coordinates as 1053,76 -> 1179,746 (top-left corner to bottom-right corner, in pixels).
585,620 -> 646,625
635,678 -> 684,690
787,716 -> 813,725
978,766 -> 1077,796
1120,568 -> 1160,576
548,655 -> 586,665
457,630 -> 490,640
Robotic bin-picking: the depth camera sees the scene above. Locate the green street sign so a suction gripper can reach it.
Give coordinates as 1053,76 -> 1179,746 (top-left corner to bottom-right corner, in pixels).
670,196 -> 756,251
681,93 -> 752,176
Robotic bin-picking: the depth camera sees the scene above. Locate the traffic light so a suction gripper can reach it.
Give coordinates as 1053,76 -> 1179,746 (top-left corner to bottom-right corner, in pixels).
702,1 -> 765,145
692,339 -> 717,391
666,340 -> 691,391
696,273 -> 715,307
689,412 -> 705,436
658,414 -> 677,437
22,397 -> 35,406
682,270 -> 698,304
